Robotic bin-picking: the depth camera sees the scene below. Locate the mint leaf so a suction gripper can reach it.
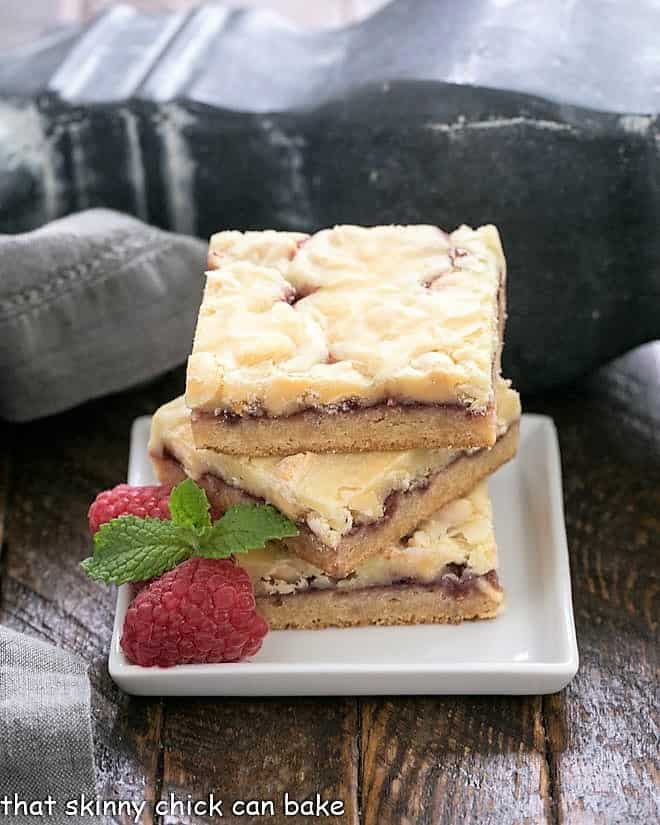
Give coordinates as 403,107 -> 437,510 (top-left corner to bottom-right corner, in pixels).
168,478 -> 211,530
81,480 -> 298,586
199,504 -> 299,558
81,516 -> 193,585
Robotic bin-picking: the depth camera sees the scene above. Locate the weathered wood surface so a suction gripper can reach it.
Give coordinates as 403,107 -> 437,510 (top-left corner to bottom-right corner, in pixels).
160,697 -> 358,823
528,344 -> 660,825
0,369 -> 185,824
0,345 -> 658,824
360,695 -> 552,825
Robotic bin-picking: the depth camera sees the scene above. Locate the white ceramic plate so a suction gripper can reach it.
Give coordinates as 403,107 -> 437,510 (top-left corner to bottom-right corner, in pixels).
109,414 -> 578,695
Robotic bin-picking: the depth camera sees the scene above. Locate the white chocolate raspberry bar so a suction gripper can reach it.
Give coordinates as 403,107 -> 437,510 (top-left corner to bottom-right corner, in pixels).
240,483 -> 504,629
186,224 -> 506,455
149,379 -> 519,578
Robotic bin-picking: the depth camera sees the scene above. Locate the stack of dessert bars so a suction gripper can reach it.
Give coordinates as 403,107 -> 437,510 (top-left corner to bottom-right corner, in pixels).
149,225 -> 521,629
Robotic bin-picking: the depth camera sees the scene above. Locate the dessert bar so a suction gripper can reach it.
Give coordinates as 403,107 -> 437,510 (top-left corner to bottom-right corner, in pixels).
187,224 -> 506,455
149,380 -> 519,577
238,483 -> 503,629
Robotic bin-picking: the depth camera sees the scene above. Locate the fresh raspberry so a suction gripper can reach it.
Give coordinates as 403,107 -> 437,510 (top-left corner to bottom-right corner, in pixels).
120,558 -> 268,667
88,484 -> 172,533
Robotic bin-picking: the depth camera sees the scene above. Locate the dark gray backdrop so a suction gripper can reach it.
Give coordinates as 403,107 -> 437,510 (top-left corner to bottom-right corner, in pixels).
1,0 -> 659,397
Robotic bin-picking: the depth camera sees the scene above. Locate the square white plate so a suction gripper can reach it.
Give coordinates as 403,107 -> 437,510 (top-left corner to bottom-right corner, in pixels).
109,414 -> 578,695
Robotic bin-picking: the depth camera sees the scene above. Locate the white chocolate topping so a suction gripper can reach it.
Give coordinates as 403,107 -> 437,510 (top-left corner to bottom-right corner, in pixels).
149,380 -> 519,548
186,224 -> 505,416
238,483 -> 497,595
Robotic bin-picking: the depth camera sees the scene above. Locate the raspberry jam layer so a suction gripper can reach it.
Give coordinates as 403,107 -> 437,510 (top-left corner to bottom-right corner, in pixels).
195,398 -> 491,425
257,565 -> 502,600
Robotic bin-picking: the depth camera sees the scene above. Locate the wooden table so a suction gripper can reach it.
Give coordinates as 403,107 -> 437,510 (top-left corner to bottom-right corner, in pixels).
0,344 -> 657,825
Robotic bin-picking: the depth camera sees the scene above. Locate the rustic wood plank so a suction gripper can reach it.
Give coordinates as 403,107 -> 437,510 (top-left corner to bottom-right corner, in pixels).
158,697 -> 359,824
528,344 -> 660,825
0,367 -> 185,824
360,695 -> 552,825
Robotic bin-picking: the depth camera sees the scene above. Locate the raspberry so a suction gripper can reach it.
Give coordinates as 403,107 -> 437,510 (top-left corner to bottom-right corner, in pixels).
120,558 -> 268,667
88,484 -> 172,533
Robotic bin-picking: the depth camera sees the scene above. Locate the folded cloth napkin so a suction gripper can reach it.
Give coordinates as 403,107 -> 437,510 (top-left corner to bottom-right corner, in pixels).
0,209 -> 207,422
0,627 -> 100,824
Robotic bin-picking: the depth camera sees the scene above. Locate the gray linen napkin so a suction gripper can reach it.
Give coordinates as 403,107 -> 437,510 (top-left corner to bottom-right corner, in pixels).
0,208 -> 207,422
0,626 -> 100,824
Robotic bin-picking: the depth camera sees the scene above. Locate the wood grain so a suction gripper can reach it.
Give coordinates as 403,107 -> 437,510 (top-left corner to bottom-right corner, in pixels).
360,696 -> 552,825
527,344 -> 660,825
159,697 -> 359,824
0,368 -> 186,824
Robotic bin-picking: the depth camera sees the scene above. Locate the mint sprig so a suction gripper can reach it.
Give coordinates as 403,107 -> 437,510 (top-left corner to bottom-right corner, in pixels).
81,480 -> 298,585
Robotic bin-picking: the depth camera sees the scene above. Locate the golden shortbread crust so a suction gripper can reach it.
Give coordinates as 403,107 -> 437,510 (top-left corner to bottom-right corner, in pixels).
256,576 -> 504,630
191,402 -> 498,456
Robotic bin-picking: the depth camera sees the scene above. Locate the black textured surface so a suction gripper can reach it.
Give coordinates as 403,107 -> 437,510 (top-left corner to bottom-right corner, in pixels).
1,0 -> 659,393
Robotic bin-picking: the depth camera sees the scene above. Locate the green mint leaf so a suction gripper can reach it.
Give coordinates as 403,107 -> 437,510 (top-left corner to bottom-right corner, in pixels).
167,479 -> 212,530
199,504 -> 299,559
81,516 -> 193,585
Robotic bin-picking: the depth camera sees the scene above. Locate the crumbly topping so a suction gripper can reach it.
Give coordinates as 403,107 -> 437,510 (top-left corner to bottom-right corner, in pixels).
149,381 -> 519,546
186,224 -> 505,417
238,483 -> 497,594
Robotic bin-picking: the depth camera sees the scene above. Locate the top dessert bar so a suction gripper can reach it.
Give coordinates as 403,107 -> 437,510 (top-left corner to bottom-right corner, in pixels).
187,224 -> 506,455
